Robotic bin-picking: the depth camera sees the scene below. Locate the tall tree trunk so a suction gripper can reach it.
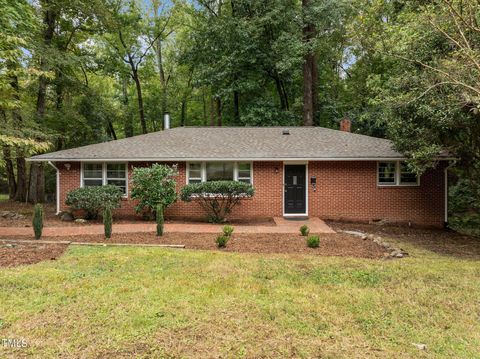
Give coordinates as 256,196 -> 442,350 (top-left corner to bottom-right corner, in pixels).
202,89 -> 208,125
210,96 -> 215,126
122,77 -> 133,137
2,147 -> 16,200
311,54 -> 318,121
180,99 -> 186,126
0,110 -> 16,199
28,163 -> 45,203
302,0 -> 316,126
233,90 -> 240,123
216,97 -> 222,126
15,156 -> 27,202
30,0 -> 57,204
132,69 -> 147,134
36,1 -> 57,119
55,69 -> 63,110
107,118 -> 117,140
152,0 -> 168,117
273,73 -> 288,110
6,65 -> 28,202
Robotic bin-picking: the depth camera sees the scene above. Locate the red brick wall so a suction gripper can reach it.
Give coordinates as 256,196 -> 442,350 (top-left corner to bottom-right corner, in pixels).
308,161 -> 445,227
56,160 -> 446,227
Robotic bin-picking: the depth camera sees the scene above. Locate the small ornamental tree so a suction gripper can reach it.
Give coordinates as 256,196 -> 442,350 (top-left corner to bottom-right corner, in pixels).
103,207 -> 113,239
180,181 -> 255,223
32,204 -> 43,240
130,164 -> 178,217
65,185 -> 123,219
156,204 -> 164,236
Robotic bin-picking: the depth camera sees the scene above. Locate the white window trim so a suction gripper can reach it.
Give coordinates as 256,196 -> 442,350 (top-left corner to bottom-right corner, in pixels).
186,161 -> 253,185
81,162 -> 129,197
377,161 -> 420,187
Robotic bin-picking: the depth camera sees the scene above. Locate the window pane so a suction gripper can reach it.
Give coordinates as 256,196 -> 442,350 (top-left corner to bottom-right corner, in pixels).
84,163 -> 102,179
206,162 -> 234,181
189,163 -> 201,171
107,179 -> 127,194
107,163 -> 126,179
238,178 -> 251,184
378,162 -> 396,184
84,179 -> 103,187
188,163 -> 202,183
400,163 -> 418,184
238,162 -> 251,178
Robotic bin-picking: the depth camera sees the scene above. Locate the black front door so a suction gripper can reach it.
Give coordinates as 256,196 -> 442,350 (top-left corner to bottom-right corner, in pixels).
284,165 -> 306,214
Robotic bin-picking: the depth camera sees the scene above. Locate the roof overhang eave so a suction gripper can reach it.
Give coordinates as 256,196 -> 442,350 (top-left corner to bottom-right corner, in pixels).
26,156 -> 457,162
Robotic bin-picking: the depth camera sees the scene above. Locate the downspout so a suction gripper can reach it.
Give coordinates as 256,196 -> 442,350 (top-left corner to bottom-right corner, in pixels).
47,161 -> 60,215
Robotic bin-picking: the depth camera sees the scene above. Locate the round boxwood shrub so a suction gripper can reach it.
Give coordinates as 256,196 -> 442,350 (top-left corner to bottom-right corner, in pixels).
180,181 -> 255,223
216,235 -> 229,248
65,185 -> 123,219
307,235 -> 320,248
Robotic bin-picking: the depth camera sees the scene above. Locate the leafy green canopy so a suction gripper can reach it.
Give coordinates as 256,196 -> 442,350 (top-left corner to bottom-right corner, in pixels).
130,164 -> 178,214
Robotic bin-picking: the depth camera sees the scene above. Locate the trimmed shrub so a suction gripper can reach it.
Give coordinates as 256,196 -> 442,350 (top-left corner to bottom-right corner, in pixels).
103,207 -> 112,239
131,164 -> 178,216
181,181 -> 255,223
307,235 -> 320,248
65,185 -> 122,219
300,225 -> 310,236
222,225 -> 234,237
156,204 -> 164,236
32,204 -> 43,240
216,235 -> 229,248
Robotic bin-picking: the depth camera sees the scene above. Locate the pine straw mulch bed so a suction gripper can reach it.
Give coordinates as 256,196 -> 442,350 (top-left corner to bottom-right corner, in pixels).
0,242 -> 68,267
0,200 -> 275,227
2,232 -> 388,262
327,221 -> 480,259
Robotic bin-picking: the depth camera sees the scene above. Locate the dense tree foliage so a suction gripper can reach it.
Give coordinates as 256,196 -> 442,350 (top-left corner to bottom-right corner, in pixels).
0,0 -> 478,227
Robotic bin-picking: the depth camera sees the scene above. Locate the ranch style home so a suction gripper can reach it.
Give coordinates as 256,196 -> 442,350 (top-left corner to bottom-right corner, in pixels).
28,121 -> 452,227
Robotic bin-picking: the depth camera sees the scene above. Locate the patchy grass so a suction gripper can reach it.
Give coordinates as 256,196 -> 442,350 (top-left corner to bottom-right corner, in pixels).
0,194 -> 8,202
0,241 -> 479,358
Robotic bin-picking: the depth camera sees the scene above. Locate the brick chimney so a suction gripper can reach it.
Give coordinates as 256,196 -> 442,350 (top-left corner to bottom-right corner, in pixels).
339,118 -> 351,132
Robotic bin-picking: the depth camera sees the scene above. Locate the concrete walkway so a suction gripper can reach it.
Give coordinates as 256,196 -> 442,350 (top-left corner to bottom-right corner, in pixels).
0,217 -> 335,237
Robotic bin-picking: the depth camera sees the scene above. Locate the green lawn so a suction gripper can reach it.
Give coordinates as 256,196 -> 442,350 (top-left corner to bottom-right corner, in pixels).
0,194 -> 8,202
1,244 -> 479,358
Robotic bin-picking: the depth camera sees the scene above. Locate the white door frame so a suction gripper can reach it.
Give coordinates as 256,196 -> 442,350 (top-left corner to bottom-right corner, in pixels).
282,161 -> 308,217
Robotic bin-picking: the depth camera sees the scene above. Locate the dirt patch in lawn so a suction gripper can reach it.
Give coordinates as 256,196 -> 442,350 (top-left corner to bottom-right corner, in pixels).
328,221 -> 480,259
0,241 -> 68,267
4,233 -> 387,259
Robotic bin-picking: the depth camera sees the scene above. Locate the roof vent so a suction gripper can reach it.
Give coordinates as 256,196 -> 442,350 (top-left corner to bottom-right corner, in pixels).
282,129 -> 290,135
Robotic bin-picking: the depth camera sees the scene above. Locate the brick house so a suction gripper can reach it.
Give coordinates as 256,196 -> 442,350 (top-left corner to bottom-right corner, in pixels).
29,123 -> 452,227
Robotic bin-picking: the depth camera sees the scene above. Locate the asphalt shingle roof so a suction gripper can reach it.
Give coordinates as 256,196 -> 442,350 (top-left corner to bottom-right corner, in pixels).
29,126 -> 407,161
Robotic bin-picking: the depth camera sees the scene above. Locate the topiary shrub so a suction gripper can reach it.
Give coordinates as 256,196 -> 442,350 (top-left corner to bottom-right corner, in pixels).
65,185 -> 122,219
180,181 -> 255,223
156,204 -> 164,236
103,207 -> 112,239
299,225 -> 310,236
222,225 -> 234,237
131,164 -> 178,218
216,235 -> 229,248
307,235 -> 320,248
32,204 -> 43,240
